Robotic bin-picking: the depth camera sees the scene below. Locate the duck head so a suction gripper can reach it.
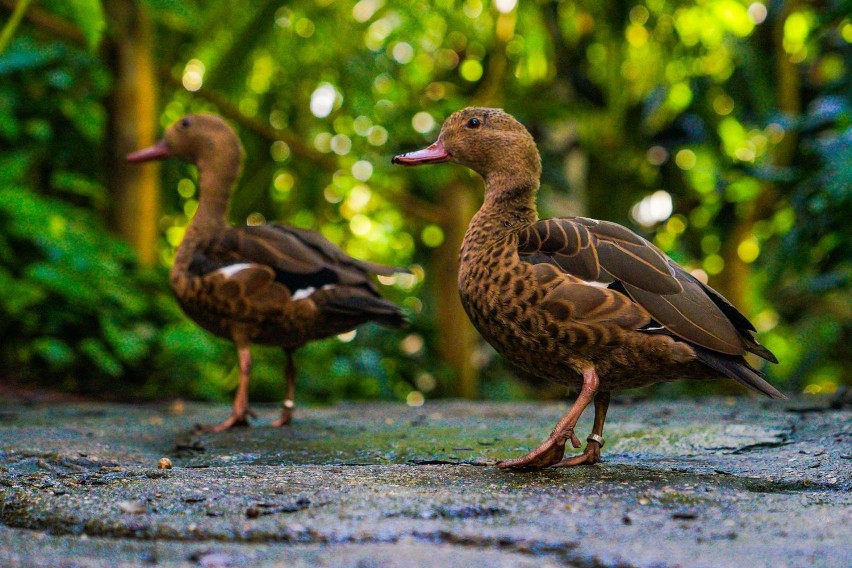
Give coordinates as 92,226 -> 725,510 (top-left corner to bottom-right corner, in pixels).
126,114 -> 243,168
128,114 -> 244,225
393,107 -> 541,188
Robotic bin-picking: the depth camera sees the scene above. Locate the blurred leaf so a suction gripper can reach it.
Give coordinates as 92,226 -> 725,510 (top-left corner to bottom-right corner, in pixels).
0,151 -> 32,184
43,0 -> 106,50
801,96 -> 850,132
0,38 -> 63,74
32,337 -> 75,368
79,338 -> 123,376
0,266 -> 45,313
51,171 -> 108,209
60,98 -> 105,142
140,0 -> 199,29
101,317 -> 154,363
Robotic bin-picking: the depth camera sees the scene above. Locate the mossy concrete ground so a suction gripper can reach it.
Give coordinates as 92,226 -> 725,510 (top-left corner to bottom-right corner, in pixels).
0,397 -> 849,567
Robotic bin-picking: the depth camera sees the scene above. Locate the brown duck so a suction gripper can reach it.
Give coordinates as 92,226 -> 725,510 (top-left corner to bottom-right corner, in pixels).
394,108 -> 782,469
128,114 -> 407,431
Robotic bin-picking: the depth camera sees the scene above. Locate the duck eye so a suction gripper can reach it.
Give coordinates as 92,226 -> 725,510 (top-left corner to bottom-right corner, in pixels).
180,118 -> 191,128
466,117 -> 481,129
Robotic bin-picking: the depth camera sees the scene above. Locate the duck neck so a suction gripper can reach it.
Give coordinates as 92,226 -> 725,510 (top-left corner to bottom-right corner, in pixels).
173,154 -> 239,275
477,170 -> 540,229
188,154 -> 239,235
460,172 -> 539,264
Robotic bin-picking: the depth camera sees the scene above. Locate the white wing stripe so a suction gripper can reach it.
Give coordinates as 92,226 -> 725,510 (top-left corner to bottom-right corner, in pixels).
291,287 -> 316,300
215,263 -> 254,278
292,284 -> 336,301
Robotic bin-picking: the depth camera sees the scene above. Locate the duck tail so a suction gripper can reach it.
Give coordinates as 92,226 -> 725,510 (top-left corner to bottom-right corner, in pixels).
695,348 -> 787,400
742,333 -> 779,364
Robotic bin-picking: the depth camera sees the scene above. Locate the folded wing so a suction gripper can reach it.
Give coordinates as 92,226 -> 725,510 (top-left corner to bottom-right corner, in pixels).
186,224 -> 407,326
517,216 -> 774,362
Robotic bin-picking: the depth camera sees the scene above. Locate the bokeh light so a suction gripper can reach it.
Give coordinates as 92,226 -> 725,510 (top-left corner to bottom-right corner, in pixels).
412,112 -> 436,134
181,59 -> 205,92
631,190 -> 673,227
494,0 -> 517,14
310,83 -> 338,118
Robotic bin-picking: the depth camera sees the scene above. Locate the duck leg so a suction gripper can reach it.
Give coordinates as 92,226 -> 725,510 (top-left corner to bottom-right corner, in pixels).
551,391 -> 610,467
197,343 -> 257,432
497,368 -> 599,470
271,350 -> 296,427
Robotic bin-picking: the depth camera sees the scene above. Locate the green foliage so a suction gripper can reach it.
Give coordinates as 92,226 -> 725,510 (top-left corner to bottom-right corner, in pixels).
42,0 -> 106,50
0,185 -> 209,395
0,30 -> 221,398
763,95 -> 852,391
0,0 -> 849,402
140,0 -> 199,28
154,0 -> 851,393
772,97 -> 851,286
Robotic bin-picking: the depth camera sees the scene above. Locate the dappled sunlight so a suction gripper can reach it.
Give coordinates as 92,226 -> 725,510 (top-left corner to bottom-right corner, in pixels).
0,0 -> 848,402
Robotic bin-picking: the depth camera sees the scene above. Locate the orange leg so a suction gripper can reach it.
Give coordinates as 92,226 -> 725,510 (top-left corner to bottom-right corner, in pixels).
497,368 -> 600,470
196,343 -> 256,432
271,350 -> 296,427
551,390 -> 610,467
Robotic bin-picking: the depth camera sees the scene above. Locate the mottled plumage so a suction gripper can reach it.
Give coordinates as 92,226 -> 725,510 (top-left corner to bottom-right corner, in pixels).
129,114 -> 406,431
395,107 -> 782,469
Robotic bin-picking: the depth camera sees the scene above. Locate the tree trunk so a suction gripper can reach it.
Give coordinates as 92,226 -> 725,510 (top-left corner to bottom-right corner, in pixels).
432,182 -> 480,398
105,0 -> 160,267
718,219 -> 754,311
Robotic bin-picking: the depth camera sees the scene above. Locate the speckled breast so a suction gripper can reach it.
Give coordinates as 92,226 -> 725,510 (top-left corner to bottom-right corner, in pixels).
171,274 -> 239,340
170,270 -> 319,349
457,234 -> 586,388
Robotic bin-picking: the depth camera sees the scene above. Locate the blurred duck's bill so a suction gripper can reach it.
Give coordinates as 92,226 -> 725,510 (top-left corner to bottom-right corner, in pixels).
392,140 -> 450,166
126,140 -> 170,163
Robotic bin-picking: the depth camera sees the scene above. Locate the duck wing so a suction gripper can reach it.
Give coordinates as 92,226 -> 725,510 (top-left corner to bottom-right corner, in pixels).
184,224 -> 407,328
193,224 -> 403,296
245,225 -> 409,327
277,225 -> 403,277
517,216 -> 773,361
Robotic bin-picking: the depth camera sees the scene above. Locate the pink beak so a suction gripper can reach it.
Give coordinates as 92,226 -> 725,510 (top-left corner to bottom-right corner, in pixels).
126,139 -> 170,163
392,139 -> 450,166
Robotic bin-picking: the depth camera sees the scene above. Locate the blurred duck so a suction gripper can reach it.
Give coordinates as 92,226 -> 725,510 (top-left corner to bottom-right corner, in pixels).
129,114 -> 407,431
394,108 -> 782,469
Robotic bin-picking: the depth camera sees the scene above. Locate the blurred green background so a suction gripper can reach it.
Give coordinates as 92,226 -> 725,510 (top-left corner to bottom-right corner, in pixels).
0,0 -> 849,404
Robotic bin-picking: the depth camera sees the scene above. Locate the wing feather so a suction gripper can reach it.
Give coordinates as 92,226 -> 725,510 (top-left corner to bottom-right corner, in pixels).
518,216 -> 774,360
191,225 -> 405,296
518,217 -> 680,294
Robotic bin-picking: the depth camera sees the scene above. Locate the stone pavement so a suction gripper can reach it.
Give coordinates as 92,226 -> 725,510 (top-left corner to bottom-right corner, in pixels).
0,397 -> 849,567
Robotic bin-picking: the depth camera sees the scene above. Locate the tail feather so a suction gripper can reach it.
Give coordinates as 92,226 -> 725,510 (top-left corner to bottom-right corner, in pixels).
742,333 -> 779,364
322,294 -> 409,328
695,348 -> 786,399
